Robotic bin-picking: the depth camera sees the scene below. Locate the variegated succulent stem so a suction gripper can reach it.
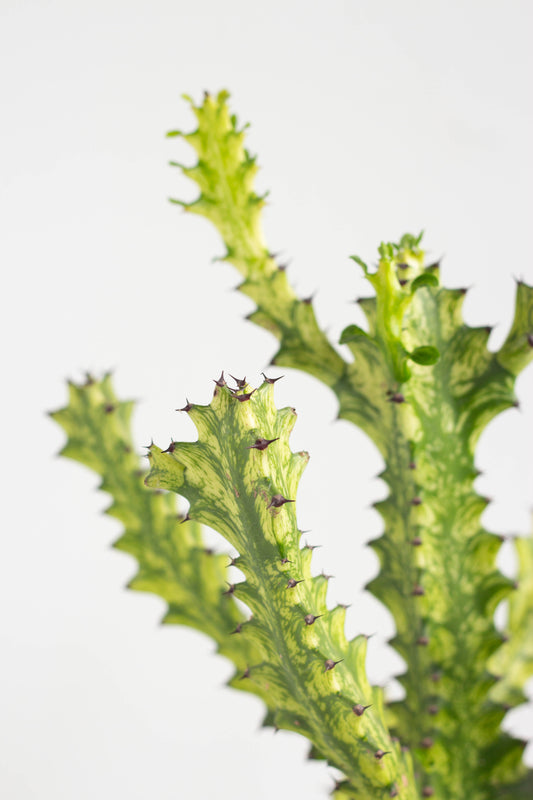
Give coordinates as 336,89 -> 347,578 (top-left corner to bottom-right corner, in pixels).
168,91 -> 533,799
146,377 -> 418,800
50,375 -> 262,679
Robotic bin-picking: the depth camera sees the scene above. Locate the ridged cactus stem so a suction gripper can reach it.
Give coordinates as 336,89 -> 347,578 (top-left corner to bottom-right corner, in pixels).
146,377 -> 419,800
168,91 -> 346,386
50,375 -> 262,676
168,90 -> 533,798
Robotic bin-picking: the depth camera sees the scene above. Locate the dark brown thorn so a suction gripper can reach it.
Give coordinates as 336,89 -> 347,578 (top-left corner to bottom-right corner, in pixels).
411,496 -> 422,506
422,788 -> 434,797
232,389 -> 256,402
397,263 -> 409,270
338,602 -> 351,609
230,374 -> 247,388
267,494 -> 294,509
104,404 -> 115,413
213,371 -> 226,387
417,636 -> 429,646
398,279 -> 408,287
411,536 -> 422,546
321,571 -> 334,581
352,703 -> 372,717
324,658 -> 343,672
204,548 -> 214,556
261,372 -> 284,384
287,578 -> 304,589
227,556 -> 238,567
412,584 -> 425,596
177,399 -> 193,412
409,461 -> 416,469
280,557 -> 292,564
389,392 -> 405,404
427,704 -> 439,715
230,623 -> 242,635
303,541 -> 321,550
390,786 -> 399,798
223,583 -> 235,596
162,441 -> 176,453
304,614 -> 322,625
527,333 -> 533,347
248,437 -> 279,451
420,737 -> 434,749
240,667 -> 250,679
302,294 -> 314,305
180,513 -> 191,524
374,749 -> 390,760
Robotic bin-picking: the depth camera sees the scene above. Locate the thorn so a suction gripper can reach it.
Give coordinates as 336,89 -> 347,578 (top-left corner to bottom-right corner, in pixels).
267,494 -> 294,509
180,513 -> 191,524
104,404 -> 115,413
388,393 -> 405,403
240,667 -> 250,679
352,703 -> 371,716
280,557 -> 292,564
411,496 -> 422,506
248,437 -> 279,451
230,374 -> 247,388
231,623 -> 242,635
227,556 -> 238,567
374,749 -> 390,760
420,737 -> 434,749
232,389 -> 256,403
411,536 -> 422,546
390,786 -> 399,798
338,602 -> 351,609
417,636 -> 429,646
422,789 -> 434,797
303,541 -> 321,551
320,571 -> 334,581
162,441 -> 176,453
398,279 -> 408,287
528,333 -> 533,347
324,659 -> 343,672
287,578 -> 304,589
304,614 -> 322,625
412,584 -> 425,596
302,294 -> 314,305
223,583 -> 235,596
409,461 -> 416,469
427,705 -> 439,715
430,671 -> 441,682
204,548 -> 214,556
261,372 -> 284,384
177,399 -> 193,412
213,371 -> 226,387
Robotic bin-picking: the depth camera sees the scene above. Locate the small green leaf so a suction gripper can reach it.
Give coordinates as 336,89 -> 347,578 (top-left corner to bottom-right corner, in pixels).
411,273 -> 439,292
349,254 -> 369,273
409,345 -> 440,365
339,324 -> 369,344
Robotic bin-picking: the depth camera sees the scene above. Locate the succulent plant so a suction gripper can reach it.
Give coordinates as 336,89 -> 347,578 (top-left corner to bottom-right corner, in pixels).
52,91 -> 533,800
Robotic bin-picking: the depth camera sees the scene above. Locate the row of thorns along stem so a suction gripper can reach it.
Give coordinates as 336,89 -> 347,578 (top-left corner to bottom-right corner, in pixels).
169,370 -> 417,767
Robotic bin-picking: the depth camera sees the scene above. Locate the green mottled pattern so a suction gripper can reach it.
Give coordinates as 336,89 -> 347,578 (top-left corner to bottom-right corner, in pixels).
169,91 -> 533,799
50,376 -> 260,675
168,91 -> 345,387
146,378 -> 418,800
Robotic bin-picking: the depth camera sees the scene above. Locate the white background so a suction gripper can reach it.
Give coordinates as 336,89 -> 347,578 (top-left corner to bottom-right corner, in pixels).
2,1 -> 532,798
